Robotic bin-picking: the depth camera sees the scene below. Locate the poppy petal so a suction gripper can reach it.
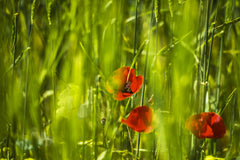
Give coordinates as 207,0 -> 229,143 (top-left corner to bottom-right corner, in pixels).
201,125 -> 214,138
144,125 -> 153,133
186,112 -> 226,139
106,81 -> 114,94
106,66 -> 143,101
131,75 -> 143,93
125,67 -> 137,82
106,75 -> 125,93
121,118 -> 127,125
116,92 -> 132,101
121,106 -> 153,133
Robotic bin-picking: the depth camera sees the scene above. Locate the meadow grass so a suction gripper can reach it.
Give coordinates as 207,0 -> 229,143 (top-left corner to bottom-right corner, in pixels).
0,0 -> 240,159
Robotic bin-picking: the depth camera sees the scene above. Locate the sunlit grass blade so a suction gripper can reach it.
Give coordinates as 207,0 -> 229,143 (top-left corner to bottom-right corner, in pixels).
218,88 -> 237,116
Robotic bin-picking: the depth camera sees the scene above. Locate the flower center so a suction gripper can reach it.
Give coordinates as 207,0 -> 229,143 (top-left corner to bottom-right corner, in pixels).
122,82 -> 133,93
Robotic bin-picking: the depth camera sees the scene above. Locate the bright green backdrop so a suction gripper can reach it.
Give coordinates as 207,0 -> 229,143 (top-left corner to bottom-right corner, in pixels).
0,0 -> 240,159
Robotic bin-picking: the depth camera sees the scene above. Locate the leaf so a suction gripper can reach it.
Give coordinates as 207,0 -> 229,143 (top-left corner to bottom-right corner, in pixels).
57,84 -> 81,118
78,100 -> 91,118
77,139 -> 93,146
218,88 -> 237,115
97,151 -> 107,160
204,155 -> 224,160
40,90 -> 54,103
8,47 -> 31,72
168,0 -> 174,17
130,40 -> 149,69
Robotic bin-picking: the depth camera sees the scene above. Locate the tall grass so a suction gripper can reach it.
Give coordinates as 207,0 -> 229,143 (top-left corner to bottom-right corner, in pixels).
0,0 -> 240,159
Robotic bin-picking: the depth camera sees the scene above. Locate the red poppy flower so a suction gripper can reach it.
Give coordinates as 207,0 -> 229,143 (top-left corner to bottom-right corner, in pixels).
106,66 -> 143,101
121,106 -> 153,133
186,112 -> 226,139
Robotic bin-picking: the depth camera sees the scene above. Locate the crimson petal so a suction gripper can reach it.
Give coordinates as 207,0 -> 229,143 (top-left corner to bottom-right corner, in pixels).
131,75 -> 143,93
106,66 -> 143,101
121,106 -> 153,133
186,112 -> 226,139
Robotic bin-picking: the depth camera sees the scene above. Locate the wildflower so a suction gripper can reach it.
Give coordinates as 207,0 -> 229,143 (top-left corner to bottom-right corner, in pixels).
121,106 -> 153,133
186,112 -> 226,139
106,66 -> 143,101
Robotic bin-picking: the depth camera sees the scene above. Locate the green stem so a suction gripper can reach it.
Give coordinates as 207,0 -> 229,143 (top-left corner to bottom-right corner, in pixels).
127,126 -> 134,155
199,1 -> 210,159
136,0 -> 154,159
10,4 -> 19,160
134,0 -> 141,158
133,0 -> 139,70
12,14 -> 18,78
206,0 -> 219,81
136,132 -> 141,159
22,41 -> 29,159
216,36 -> 223,110
22,1 -> 33,158
152,12 -> 159,160
201,0 -> 210,113
196,0 -> 203,114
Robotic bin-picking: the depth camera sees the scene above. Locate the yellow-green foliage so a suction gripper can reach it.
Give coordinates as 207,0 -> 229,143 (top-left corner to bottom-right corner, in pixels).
0,0 -> 240,159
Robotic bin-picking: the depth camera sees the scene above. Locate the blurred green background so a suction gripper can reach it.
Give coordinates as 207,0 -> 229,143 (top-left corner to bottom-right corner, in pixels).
0,0 -> 240,159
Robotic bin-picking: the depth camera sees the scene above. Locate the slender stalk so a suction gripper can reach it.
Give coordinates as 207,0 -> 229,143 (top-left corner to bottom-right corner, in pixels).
12,15 -> 18,78
140,0 -> 154,107
127,126 -> 134,154
22,1 -> 33,158
136,0 -> 155,159
206,0 -> 220,81
6,123 -> 11,160
194,1 -> 204,158
199,1 -> 211,159
201,0 -> 210,112
133,0 -> 140,69
152,11 -> 159,160
218,88 -> 237,116
22,42 -> 29,160
170,9 -> 173,46
196,0 -> 203,114
10,3 -> 19,160
136,132 -> 141,159
51,69 -> 58,159
92,86 -> 98,160
216,36 -> 223,110
95,84 -> 99,160
134,0 -> 141,157
126,1 -> 141,158
126,0 -> 145,82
